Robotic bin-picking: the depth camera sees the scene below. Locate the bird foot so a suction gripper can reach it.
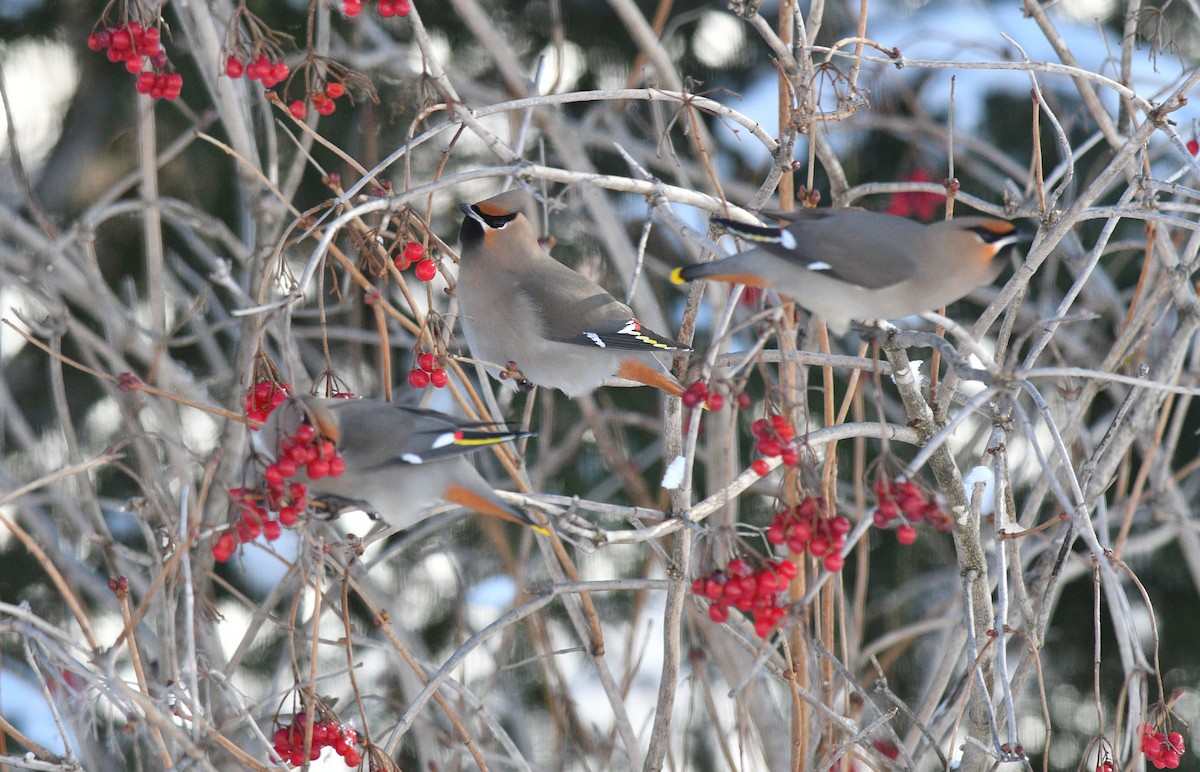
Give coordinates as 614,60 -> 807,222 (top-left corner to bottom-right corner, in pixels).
499,361 -> 534,392
311,495 -> 380,521
848,319 -> 889,343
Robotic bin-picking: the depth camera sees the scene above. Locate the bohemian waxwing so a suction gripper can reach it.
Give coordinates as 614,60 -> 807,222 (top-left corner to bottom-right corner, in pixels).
257,395 -> 543,532
456,189 -> 688,398
670,208 -> 1022,334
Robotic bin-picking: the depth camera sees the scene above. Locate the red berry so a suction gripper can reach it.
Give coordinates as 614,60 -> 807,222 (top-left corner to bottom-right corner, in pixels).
343,0 -> 362,15
681,391 -> 703,409
896,523 -> 917,545
403,241 -> 424,264
263,520 -> 282,541
429,368 -> 449,388
780,447 -> 799,467
279,505 -> 300,526
705,393 -> 724,411
735,392 -> 751,410
111,28 -> 131,49
750,418 -> 770,438
212,532 -> 237,562
408,369 -> 430,388
1188,138 -> 1199,156
379,0 -> 396,16
395,0 -> 412,14
325,82 -> 346,99
163,73 -> 183,100
294,424 -> 315,445
756,438 -> 782,457
343,748 -> 362,766
315,97 -> 336,116
276,457 -> 298,479
823,553 -> 844,572
135,72 -> 155,93
289,100 -> 307,119
417,352 -> 438,372
707,604 -> 729,623
125,54 -> 145,73
414,259 -> 437,281
750,459 -> 770,477
87,33 -> 103,52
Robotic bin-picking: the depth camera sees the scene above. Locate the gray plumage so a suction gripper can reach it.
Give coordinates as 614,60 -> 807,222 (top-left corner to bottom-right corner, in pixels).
456,190 -> 687,398
256,395 -> 538,531
673,208 -> 1022,333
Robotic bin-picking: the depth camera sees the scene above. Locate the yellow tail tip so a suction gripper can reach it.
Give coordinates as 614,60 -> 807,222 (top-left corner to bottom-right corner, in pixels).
669,266 -> 687,285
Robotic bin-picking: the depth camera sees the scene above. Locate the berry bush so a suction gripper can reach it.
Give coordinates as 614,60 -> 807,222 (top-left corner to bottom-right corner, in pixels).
0,1 -> 1197,770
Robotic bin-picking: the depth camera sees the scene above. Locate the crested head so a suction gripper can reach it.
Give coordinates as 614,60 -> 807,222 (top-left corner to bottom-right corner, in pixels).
472,188 -> 531,218
923,217 -> 1024,287
458,188 -> 538,257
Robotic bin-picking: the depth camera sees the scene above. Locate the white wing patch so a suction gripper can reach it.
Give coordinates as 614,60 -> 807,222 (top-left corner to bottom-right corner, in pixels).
585,332 -> 606,348
432,432 -> 457,448
401,453 -> 423,464
780,230 -> 797,249
808,261 -> 832,272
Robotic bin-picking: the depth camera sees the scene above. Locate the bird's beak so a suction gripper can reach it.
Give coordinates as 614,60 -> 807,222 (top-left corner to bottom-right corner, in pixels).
459,203 -> 485,226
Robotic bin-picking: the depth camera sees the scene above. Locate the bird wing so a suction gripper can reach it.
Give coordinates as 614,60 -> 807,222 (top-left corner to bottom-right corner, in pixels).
715,210 -> 920,290
517,258 -> 685,352
320,399 -> 530,468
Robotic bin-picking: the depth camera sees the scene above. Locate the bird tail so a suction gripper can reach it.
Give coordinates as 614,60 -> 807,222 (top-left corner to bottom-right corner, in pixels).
615,358 -> 688,398
669,259 -> 770,288
451,428 -> 535,446
709,216 -> 789,245
444,483 -> 549,535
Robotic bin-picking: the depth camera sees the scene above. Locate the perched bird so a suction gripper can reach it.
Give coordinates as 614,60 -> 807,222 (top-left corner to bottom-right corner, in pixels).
670,208 -> 1022,333
256,395 -> 544,532
456,189 -> 688,398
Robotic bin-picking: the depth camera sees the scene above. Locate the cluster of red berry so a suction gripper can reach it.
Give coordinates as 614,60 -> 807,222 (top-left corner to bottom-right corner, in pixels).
225,54 -> 290,88
246,381 -> 290,423
268,421 -> 347,484
681,380 -> 725,410
213,410 -> 346,562
212,488 -> 288,562
691,557 -> 797,638
872,478 -> 952,544
344,0 -> 412,17
288,82 -> 348,119
87,23 -> 182,100
1139,723 -> 1186,769
408,352 -> 449,389
393,241 -> 437,282
749,414 -> 799,476
273,712 -> 362,767
766,497 -> 850,572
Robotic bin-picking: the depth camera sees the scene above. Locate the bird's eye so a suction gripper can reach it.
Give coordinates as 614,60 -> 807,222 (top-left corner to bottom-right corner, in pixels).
478,210 -> 517,229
